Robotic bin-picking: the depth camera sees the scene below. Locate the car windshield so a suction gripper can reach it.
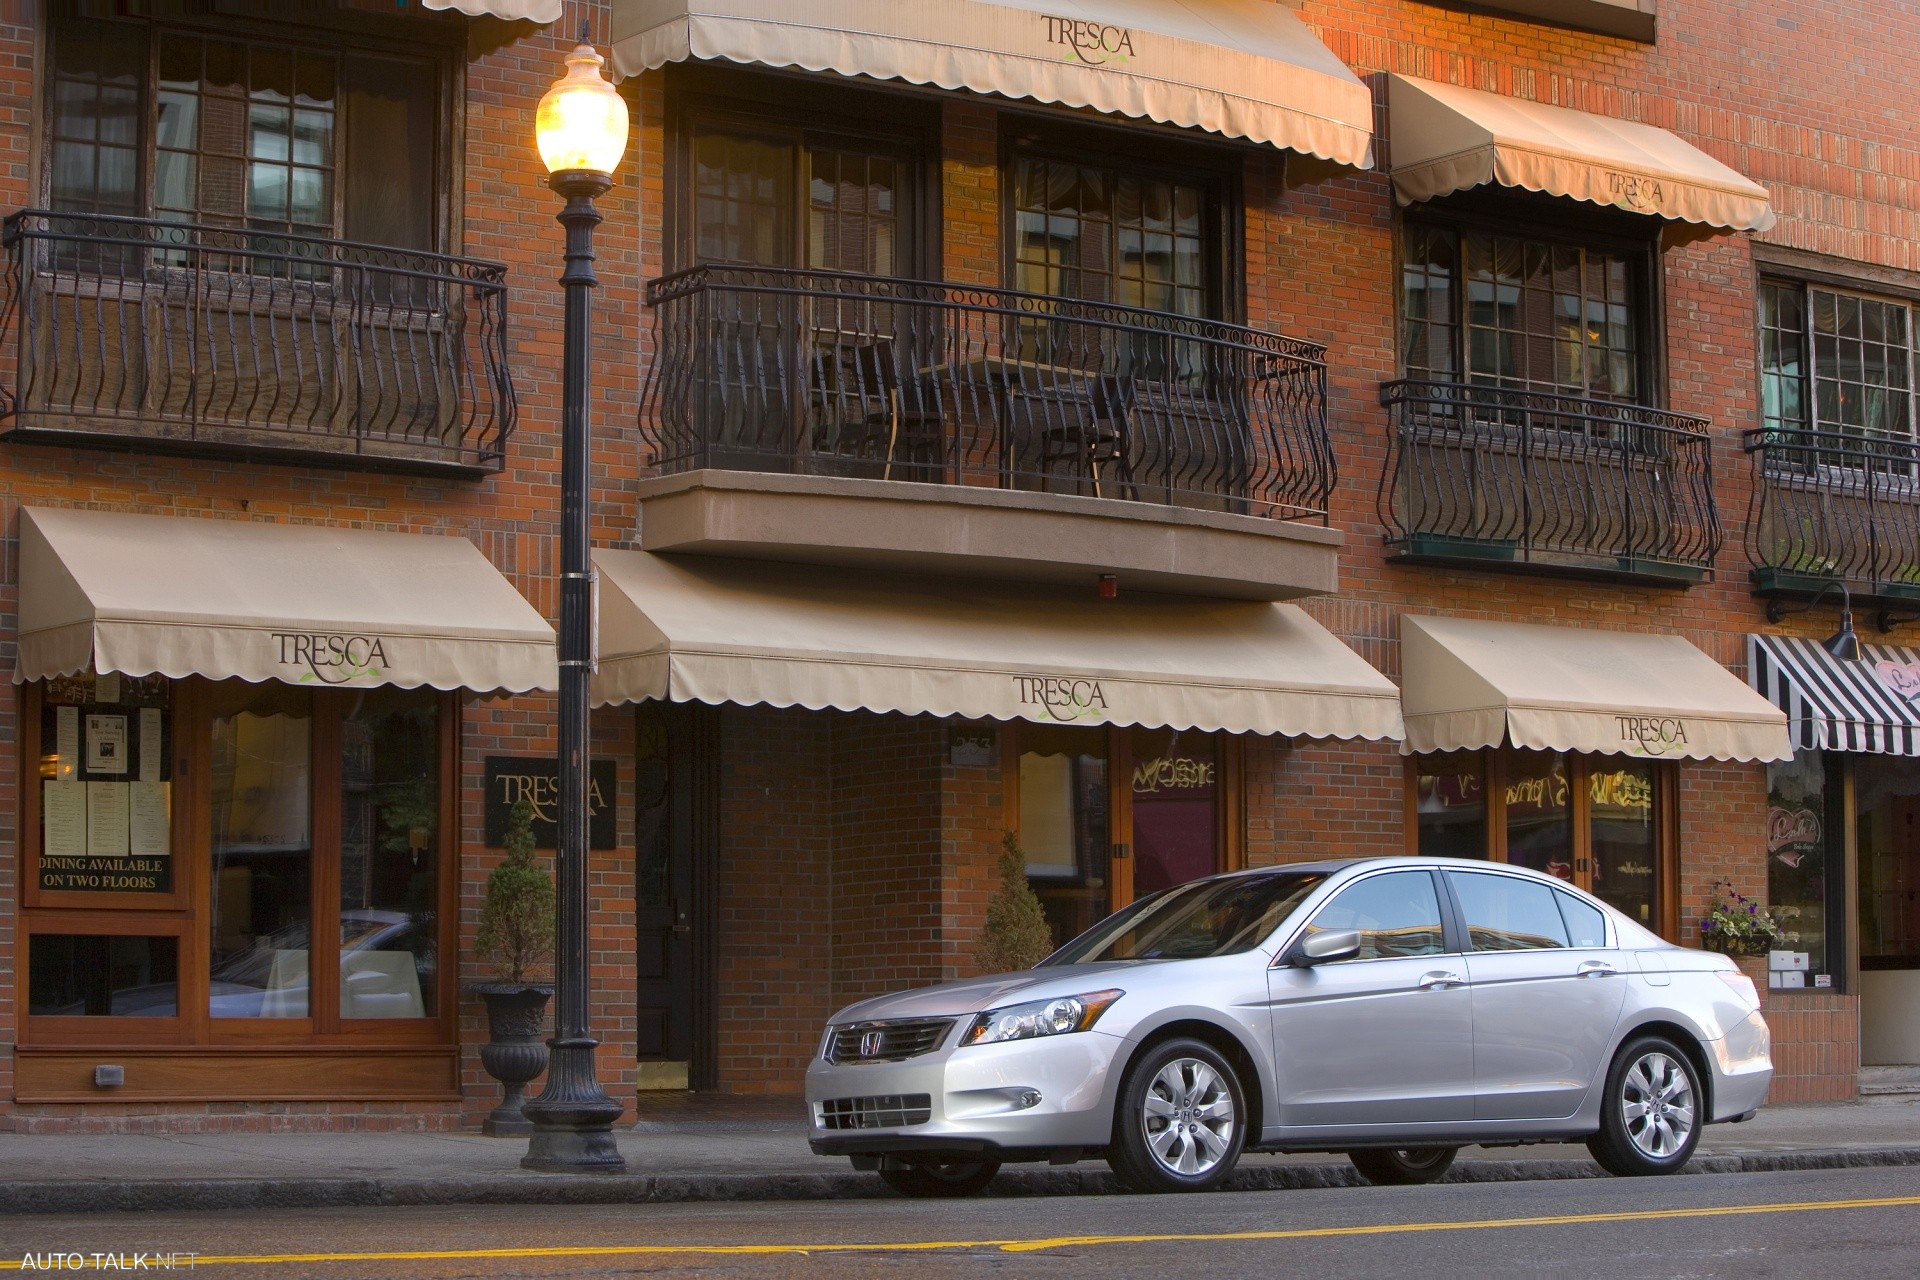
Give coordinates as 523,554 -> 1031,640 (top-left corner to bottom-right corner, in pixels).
1042,871 -> 1329,964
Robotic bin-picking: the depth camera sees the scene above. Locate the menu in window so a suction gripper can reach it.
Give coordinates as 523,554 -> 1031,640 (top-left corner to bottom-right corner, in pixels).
85,714 -> 129,776
53,707 -> 79,781
85,781 -> 130,856
39,674 -> 174,895
42,782 -> 86,857
129,781 -> 171,858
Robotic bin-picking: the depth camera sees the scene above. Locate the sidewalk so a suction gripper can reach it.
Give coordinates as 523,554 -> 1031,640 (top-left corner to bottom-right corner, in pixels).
4,1097 -> 1920,1216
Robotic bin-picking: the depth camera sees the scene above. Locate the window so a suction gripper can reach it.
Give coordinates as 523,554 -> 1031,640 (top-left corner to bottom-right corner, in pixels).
1403,220 -> 1648,402
686,119 -> 918,275
1011,724 -> 1239,949
1760,280 -> 1916,461
1449,872 -> 1571,952
24,673 -> 452,1040
46,4 -> 447,251
1010,157 -> 1210,319
1306,871 -> 1447,960
1768,751 -> 1837,990
1409,748 -> 1672,935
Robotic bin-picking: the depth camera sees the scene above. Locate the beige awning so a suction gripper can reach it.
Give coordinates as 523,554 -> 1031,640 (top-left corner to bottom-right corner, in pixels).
16,508 -> 556,694
422,0 -> 561,20
611,0 -> 1374,166
592,551 -> 1403,739
1400,615 -> 1790,762
1386,74 -> 1774,231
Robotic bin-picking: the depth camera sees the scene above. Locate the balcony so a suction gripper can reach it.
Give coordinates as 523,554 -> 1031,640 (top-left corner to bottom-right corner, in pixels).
1378,379 -> 1720,584
0,211 -> 514,474
1745,429 -> 1920,611
635,266 -> 1343,600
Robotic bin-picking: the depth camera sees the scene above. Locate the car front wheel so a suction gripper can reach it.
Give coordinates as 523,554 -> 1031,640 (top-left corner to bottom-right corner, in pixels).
1107,1037 -> 1247,1194
877,1156 -> 1002,1198
1587,1035 -> 1703,1177
1349,1146 -> 1458,1185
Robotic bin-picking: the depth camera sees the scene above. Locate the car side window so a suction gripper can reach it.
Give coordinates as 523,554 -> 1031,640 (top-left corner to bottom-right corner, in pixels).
1305,871 -> 1446,960
1556,891 -> 1608,948
1450,873 -> 1572,952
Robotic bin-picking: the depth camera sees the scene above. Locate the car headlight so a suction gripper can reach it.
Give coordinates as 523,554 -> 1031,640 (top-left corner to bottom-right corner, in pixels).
961,989 -> 1123,1046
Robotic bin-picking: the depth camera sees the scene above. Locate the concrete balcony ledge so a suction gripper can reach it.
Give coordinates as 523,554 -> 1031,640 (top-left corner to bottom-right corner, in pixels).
630,470 -> 1342,601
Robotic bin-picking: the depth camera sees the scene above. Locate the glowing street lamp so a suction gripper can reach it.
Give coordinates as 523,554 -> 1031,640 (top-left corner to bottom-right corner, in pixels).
521,34 -> 629,1175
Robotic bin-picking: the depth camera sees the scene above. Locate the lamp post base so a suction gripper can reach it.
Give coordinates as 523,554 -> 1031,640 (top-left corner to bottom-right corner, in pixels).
521,1127 -> 626,1173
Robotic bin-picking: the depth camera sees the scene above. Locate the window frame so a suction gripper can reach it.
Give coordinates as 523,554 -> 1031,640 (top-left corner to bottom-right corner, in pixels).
39,0 -> 464,254
18,676 -> 460,1051
1403,746 -> 1679,941
1757,274 -> 1920,487
664,63 -> 940,278
997,115 -> 1242,324
1396,193 -> 1666,409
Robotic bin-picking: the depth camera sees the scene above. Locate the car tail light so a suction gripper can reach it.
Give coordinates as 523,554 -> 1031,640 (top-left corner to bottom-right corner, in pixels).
1715,969 -> 1761,1010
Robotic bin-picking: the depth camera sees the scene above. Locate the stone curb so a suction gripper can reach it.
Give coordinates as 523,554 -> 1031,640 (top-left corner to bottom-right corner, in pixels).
4,1146 -> 1919,1216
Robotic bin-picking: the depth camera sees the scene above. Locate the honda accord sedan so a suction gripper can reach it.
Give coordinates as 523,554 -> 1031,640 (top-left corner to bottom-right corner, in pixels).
806,858 -> 1771,1197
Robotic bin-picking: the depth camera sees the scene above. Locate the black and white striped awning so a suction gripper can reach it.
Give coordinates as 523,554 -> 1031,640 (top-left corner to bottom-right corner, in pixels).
1747,633 -> 1920,755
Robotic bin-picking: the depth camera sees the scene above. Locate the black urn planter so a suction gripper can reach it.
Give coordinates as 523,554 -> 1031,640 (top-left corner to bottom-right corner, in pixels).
468,983 -> 553,1136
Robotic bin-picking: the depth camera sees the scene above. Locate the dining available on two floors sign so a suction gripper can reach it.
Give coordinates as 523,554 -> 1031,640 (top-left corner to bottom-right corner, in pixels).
483,755 -> 618,850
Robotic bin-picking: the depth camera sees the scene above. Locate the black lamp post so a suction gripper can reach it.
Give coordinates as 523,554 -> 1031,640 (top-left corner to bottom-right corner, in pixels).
522,35 -> 630,1174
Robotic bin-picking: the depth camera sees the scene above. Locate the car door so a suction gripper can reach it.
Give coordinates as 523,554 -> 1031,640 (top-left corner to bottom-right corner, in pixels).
1446,870 -> 1630,1121
1267,869 -> 1474,1128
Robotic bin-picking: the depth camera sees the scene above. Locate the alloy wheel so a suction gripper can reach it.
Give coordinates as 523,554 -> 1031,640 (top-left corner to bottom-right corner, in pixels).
1142,1056 -> 1237,1176
1620,1049 -> 1696,1159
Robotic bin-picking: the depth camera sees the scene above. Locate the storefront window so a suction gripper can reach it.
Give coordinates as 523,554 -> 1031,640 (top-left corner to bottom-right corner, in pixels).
1590,762 -> 1657,928
1019,725 -> 1110,948
23,672 -> 452,1046
1769,751 -> 1834,989
1504,750 -> 1573,880
1413,750 -> 1486,858
1408,747 -> 1672,935
29,935 -> 179,1017
209,684 -> 314,1018
340,690 -> 439,1020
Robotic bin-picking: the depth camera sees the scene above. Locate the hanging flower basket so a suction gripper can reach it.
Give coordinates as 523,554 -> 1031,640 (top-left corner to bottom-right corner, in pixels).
1699,879 -> 1783,957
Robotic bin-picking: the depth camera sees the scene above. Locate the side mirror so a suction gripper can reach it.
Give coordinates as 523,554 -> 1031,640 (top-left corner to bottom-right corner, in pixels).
1291,929 -> 1362,968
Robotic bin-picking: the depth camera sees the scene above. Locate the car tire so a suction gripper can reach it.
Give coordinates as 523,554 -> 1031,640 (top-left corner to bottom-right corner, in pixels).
1349,1146 -> 1459,1186
1106,1037 -> 1248,1194
877,1157 -> 1002,1198
1587,1035 -> 1703,1177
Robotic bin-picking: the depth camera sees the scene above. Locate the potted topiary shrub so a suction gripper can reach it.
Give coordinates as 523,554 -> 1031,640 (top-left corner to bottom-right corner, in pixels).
467,798 -> 556,1136
975,831 -> 1055,974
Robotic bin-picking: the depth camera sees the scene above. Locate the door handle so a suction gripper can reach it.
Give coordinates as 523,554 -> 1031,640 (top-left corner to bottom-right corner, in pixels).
1576,960 -> 1619,978
1418,971 -> 1465,990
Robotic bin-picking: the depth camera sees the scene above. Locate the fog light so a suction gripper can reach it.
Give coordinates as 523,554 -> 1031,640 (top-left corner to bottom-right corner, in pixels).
1016,1089 -> 1043,1110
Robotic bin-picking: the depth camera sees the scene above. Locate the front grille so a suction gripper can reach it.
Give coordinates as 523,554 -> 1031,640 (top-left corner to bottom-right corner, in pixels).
827,1017 -> 955,1064
818,1093 -> 934,1131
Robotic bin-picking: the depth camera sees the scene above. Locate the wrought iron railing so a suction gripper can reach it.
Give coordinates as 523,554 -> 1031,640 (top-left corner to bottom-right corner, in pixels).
640,265 -> 1333,521
1744,429 -> 1920,596
0,210 -> 514,472
1378,379 -> 1720,576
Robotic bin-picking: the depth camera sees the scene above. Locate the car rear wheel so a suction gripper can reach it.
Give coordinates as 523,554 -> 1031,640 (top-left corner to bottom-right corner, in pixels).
1349,1146 -> 1458,1185
1587,1035 -> 1702,1177
876,1156 -> 1002,1198
1107,1037 -> 1247,1194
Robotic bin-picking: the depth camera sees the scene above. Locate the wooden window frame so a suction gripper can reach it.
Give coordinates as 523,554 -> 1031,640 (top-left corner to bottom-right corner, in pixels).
19,675 -> 460,1053
41,0 -> 464,253
1403,746 -> 1679,940
664,63 -> 940,278
1001,722 -> 1243,918
997,115 -> 1244,325
1396,190 -> 1667,408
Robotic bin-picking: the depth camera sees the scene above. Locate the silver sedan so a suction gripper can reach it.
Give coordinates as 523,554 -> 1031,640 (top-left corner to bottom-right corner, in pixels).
806,857 -> 1771,1196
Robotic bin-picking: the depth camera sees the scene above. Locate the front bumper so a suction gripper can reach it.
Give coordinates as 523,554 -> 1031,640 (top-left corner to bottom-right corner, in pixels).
805,1028 -> 1124,1157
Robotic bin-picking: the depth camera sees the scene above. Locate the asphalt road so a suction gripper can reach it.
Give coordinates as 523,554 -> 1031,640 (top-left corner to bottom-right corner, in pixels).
4,1164 -> 1919,1278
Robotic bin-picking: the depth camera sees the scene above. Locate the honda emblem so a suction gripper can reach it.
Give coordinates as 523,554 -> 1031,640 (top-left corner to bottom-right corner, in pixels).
859,1030 -> 885,1058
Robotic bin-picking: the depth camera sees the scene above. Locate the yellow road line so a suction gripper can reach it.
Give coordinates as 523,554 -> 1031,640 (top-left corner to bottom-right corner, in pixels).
8,1193 -> 1920,1269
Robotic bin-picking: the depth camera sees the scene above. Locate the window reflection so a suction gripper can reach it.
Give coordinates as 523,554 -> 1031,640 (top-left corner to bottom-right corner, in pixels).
208,683 -> 312,1018
339,689 -> 437,1019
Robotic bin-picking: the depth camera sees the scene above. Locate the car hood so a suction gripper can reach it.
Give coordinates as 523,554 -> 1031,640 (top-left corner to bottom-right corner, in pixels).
828,962 -> 1139,1024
